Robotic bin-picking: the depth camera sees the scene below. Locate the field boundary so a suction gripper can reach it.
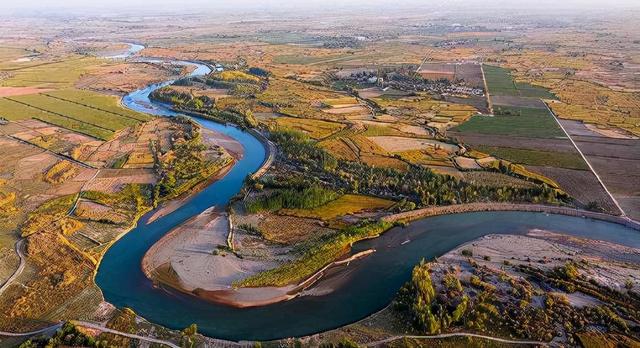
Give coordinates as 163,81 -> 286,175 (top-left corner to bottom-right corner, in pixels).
544,102 -> 627,218
480,63 -> 494,115
4,97 -> 115,134
41,93 -> 148,122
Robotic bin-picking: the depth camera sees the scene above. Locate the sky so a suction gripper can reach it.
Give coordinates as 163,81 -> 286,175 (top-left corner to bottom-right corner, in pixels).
2,0 -> 639,13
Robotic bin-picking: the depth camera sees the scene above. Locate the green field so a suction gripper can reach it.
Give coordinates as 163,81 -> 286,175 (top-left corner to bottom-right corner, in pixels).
0,89 -> 150,140
0,57 -> 96,88
474,145 -> 589,170
45,89 -> 150,122
484,65 -> 556,99
453,105 -> 565,138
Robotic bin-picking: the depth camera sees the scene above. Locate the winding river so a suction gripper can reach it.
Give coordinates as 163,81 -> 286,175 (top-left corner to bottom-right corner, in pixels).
96,45 -> 640,342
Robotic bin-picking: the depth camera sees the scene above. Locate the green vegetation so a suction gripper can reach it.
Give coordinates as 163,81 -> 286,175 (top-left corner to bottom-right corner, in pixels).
45,89 -> 150,122
152,118 -> 232,204
10,93 -> 140,131
217,70 -> 260,83
18,322 -> 99,348
150,87 -> 258,128
1,57 -> 96,88
474,145 -> 588,170
483,65 -> 556,99
21,194 -> 78,237
236,221 -> 393,287
245,186 -> 340,213
82,184 -> 152,222
453,106 -> 565,138
395,261 -> 468,334
0,97 -> 114,139
271,129 -> 566,207
282,194 -> 395,220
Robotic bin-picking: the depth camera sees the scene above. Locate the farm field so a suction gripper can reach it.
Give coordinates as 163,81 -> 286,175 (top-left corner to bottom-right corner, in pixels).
452,105 -> 565,138
0,7 -> 639,346
0,114 -> 237,331
483,65 -> 557,99
473,145 -> 588,170
0,89 -> 150,140
450,66 -> 614,212
560,120 -> 640,219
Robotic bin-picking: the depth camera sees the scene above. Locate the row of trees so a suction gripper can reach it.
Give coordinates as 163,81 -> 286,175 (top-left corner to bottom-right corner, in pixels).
268,129 -> 567,208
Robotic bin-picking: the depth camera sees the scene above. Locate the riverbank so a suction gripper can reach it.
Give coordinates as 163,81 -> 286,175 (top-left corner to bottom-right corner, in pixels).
383,202 -> 640,231
304,229 -> 640,347
141,201 -> 640,309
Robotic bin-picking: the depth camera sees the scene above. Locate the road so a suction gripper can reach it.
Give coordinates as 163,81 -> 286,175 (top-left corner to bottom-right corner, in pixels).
0,239 -> 26,296
365,332 -> 547,347
71,321 -> 181,348
0,322 -> 62,337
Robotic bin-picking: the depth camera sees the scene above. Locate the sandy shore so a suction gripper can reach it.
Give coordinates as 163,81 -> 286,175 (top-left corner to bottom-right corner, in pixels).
143,200 -> 640,308
142,204 -> 376,307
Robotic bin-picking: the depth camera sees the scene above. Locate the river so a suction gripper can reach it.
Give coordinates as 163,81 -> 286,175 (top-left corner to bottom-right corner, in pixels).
96,44 -> 640,342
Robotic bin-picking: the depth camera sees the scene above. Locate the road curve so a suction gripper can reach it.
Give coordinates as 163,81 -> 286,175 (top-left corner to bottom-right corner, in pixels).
0,322 -> 63,337
71,321 -> 180,348
0,239 -> 26,296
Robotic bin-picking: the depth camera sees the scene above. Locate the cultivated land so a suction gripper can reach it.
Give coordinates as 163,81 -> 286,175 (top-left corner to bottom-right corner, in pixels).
0,6 -> 639,347
451,67 -> 619,214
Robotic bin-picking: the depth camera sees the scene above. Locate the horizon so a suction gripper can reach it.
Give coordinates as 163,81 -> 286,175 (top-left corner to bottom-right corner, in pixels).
2,0 -> 640,15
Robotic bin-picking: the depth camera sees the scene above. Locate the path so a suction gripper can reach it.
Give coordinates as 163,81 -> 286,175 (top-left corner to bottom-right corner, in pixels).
0,239 -> 26,296
544,102 -> 628,219
480,63 -> 494,115
366,332 -> 547,347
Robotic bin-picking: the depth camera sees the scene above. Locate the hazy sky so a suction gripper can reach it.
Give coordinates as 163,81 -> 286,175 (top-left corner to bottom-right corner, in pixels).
2,0 -> 639,13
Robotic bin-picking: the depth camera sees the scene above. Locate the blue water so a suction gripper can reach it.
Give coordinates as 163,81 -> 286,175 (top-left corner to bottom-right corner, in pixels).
96,52 -> 640,342
103,43 -> 145,60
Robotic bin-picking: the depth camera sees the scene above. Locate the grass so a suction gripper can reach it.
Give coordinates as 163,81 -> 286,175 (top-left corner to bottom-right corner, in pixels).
474,145 -> 588,170
322,97 -> 359,107
236,221 -> 393,287
452,105 -> 565,138
282,194 -> 395,220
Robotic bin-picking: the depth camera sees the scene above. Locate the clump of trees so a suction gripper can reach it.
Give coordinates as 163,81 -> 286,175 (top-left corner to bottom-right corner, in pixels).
19,323 -> 103,348
245,185 -> 340,213
150,87 -> 214,111
395,261 -> 469,334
